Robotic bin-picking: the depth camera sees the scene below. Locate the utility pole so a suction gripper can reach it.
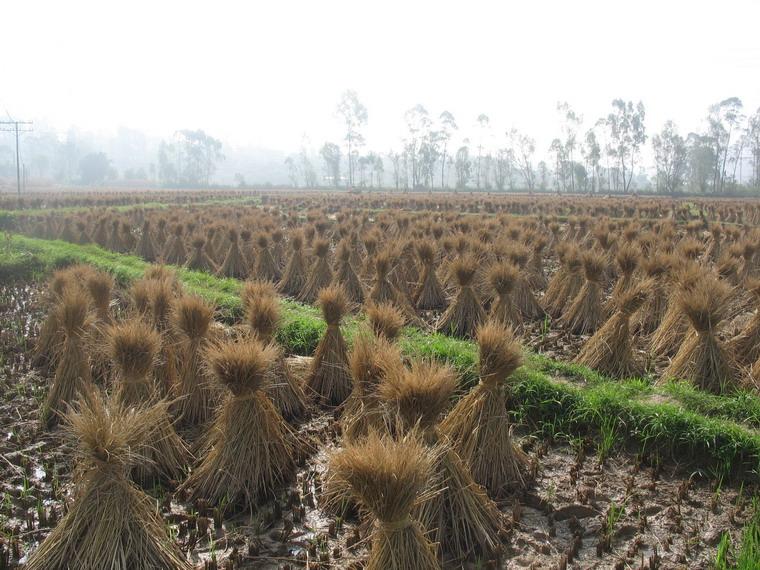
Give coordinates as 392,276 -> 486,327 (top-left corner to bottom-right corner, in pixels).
0,120 -> 34,197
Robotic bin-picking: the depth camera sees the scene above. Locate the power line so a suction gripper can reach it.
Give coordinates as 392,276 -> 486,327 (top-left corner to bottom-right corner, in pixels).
0,120 -> 34,196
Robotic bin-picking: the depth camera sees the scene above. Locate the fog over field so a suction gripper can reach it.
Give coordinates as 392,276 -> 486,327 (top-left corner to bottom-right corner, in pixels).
1,0 -> 759,191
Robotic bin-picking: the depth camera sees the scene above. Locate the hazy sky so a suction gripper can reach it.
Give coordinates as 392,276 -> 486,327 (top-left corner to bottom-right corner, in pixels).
3,0 -> 760,157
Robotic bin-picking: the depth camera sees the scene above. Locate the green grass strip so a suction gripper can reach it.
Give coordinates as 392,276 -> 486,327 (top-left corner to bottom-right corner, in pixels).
529,352 -> 760,430
0,195 -> 261,226
2,234 -> 760,474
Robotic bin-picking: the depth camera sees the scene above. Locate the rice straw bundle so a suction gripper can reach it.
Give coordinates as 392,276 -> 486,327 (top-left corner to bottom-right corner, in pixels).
107,219 -> 124,252
727,279 -> 760,366
155,218 -> 168,248
217,228 -> 249,279
705,224 -> 723,262
143,277 -> 181,397
58,219 -> 76,243
663,275 -> 738,394
277,232 -> 308,297
136,220 -> 159,263
306,285 -> 353,406
334,240 -> 365,305
527,236 -> 548,290
542,243 -> 571,308
575,282 -> 650,378
254,234 -> 281,283
107,320 -> 188,482
559,251 -> 606,335
366,301 -> 405,341
245,290 -> 307,422
604,245 -> 640,315
185,237 -> 217,273
75,221 -> 91,244
327,431 -> 439,570
171,296 -> 220,425
369,251 -> 401,305
436,257 -> 485,339
544,248 -> 584,319
163,224 -> 187,265
440,321 -> 528,498
271,229 -> 285,268
380,358 -> 504,564
634,252 -> 671,335
369,250 -> 420,324
26,392 -> 191,570
739,239 -> 759,282
42,291 -> 93,428
298,239 -> 333,303
85,271 -> 114,325
341,332 -> 402,443
84,271 -> 115,384
487,262 -> 523,331
181,338 -> 295,509
414,241 -> 447,311
33,269 -> 78,372
649,262 -> 704,358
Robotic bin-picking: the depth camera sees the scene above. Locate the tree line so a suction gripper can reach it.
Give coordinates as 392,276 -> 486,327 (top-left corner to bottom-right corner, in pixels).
284,91 -> 760,195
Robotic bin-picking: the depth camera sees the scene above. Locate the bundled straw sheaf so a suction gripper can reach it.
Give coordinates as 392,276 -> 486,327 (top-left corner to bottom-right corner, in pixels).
43,291 -> 93,428
181,338 -> 295,509
328,431 -> 439,570
436,257 -> 485,339
26,391 -> 191,570
575,281 -> 650,378
306,285 -> 353,406
663,275 -> 739,394
441,321 -> 529,497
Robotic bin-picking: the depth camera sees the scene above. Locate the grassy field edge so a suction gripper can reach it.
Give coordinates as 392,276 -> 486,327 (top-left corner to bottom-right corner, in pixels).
2,233 -> 760,475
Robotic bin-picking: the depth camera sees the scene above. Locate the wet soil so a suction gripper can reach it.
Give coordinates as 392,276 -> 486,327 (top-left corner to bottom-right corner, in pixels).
0,282 -> 754,570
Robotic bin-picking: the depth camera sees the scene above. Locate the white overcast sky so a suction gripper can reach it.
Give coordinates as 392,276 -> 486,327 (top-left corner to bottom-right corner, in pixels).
2,0 -> 759,156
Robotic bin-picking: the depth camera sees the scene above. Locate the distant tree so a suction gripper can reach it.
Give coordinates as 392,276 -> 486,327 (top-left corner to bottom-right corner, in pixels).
176,130 -> 224,186
537,160 -> 549,192
481,153 -> 494,190
605,99 -> 646,193
79,152 -> 111,185
404,104 -> 433,189
320,142 -> 341,187
573,163 -> 588,192
581,129 -> 601,193
549,138 -> 568,192
438,111 -> 457,189
234,173 -> 247,188
494,148 -> 514,191
157,141 -> 177,186
445,155 -> 454,188
299,146 -> 318,187
507,128 -> 536,191
357,155 -> 370,186
686,133 -> 715,193
418,138 -> 439,189
336,90 -> 367,187
652,121 -> 688,194
475,114 -> 490,189
284,155 -> 299,187
389,150 -> 402,191
707,97 -> 744,192
747,107 -> 760,189
557,102 -> 582,192
454,144 -> 472,189
367,152 -> 384,188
